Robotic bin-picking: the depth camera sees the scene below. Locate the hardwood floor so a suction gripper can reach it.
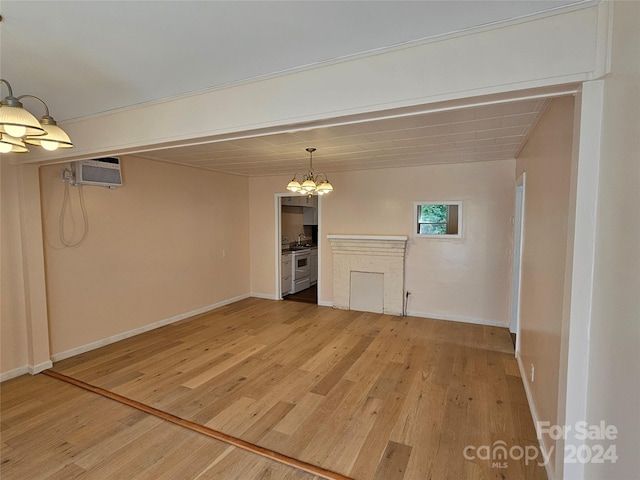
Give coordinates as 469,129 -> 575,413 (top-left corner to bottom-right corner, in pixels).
1,298 -> 547,479
0,375 -> 320,480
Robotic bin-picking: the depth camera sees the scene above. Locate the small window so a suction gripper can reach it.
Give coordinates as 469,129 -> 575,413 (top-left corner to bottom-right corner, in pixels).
414,201 -> 462,238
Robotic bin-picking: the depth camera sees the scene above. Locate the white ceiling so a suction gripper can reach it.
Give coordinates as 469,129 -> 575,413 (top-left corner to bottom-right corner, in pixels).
1,1 -> 585,174
137,97 -> 550,176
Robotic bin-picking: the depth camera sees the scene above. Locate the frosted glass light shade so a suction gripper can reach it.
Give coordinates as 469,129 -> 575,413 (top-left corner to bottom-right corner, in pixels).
317,181 -> 333,194
302,179 -> 316,192
25,123 -> 74,150
287,180 -> 301,192
0,105 -> 45,137
0,133 -> 29,153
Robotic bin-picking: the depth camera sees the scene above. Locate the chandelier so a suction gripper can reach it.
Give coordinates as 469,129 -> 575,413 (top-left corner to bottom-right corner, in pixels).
286,147 -> 334,196
0,79 -> 74,154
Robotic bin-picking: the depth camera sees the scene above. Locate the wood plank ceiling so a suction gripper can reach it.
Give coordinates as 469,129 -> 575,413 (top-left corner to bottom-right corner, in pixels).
135,98 -> 548,176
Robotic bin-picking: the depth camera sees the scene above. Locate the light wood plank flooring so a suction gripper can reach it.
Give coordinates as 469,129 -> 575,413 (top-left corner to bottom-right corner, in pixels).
1,298 -> 547,479
0,375 -> 320,480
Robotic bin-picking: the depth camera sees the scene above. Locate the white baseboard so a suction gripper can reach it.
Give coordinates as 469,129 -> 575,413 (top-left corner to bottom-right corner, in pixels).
51,294 -> 251,362
28,361 -> 53,375
406,310 -> 508,328
317,300 -> 333,307
250,293 -> 279,300
0,360 -> 54,383
0,366 -> 29,382
517,355 -> 555,480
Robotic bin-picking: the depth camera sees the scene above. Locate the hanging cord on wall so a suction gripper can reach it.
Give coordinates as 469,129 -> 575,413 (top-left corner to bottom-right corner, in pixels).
403,240 -> 410,316
59,168 -> 89,247
404,291 -> 410,317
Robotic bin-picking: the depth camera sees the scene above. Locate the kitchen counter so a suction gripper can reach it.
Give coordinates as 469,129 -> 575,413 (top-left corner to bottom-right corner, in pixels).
282,244 -> 316,254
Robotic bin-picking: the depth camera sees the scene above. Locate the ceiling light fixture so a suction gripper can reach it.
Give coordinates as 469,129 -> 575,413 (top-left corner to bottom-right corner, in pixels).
286,147 -> 334,196
0,79 -> 74,153
0,133 -> 29,153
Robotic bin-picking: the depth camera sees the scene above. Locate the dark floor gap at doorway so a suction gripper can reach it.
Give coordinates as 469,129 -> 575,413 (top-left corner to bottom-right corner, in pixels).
284,284 -> 317,304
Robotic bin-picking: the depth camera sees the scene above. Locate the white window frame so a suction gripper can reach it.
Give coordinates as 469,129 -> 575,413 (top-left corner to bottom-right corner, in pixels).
413,201 -> 463,239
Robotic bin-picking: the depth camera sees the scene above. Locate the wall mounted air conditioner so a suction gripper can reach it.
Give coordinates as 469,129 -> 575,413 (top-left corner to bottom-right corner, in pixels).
73,157 -> 122,188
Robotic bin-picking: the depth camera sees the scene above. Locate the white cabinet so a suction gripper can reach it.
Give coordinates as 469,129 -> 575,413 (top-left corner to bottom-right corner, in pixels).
283,195 -> 317,208
282,196 -> 313,206
281,253 -> 292,296
310,248 -> 318,285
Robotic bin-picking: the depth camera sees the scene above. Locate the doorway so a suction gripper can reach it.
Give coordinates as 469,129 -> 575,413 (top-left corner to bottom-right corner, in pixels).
277,194 -> 320,304
510,173 -> 526,356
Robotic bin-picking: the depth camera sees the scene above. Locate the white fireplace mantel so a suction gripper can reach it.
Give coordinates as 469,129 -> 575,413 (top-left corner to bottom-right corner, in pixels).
327,234 -> 408,316
327,235 -> 409,242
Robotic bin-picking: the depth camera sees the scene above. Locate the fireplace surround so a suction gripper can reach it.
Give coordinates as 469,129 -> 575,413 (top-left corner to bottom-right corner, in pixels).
327,235 -> 408,316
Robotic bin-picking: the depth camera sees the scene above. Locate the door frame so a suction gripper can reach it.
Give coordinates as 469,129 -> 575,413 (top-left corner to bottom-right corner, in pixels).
510,172 -> 526,356
274,193 -> 322,302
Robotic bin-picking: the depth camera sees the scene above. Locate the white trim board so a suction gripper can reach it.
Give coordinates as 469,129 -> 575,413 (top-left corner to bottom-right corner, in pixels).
28,361 -> 53,375
0,360 -> 53,383
51,294 -> 250,362
251,293 -> 280,301
0,366 -> 29,383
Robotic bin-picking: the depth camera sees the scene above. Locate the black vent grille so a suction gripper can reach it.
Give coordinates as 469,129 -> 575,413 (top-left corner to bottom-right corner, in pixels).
81,165 -> 122,185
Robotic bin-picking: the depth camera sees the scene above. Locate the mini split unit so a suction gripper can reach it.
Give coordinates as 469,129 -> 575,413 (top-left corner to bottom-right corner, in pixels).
73,157 -> 122,188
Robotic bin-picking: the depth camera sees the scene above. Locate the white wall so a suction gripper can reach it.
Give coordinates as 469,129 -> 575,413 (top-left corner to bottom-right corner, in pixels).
0,161 -> 52,380
515,96 -> 575,474
1,161 -> 29,377
250,160 -> 515,326
583,2 -> 640,478
281,206 -> 305,245
38,156 -> 250,359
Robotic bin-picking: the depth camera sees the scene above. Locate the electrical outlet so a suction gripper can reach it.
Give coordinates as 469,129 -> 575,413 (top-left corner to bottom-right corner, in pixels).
61,168 -> 74,183
530,363 -> 535,382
